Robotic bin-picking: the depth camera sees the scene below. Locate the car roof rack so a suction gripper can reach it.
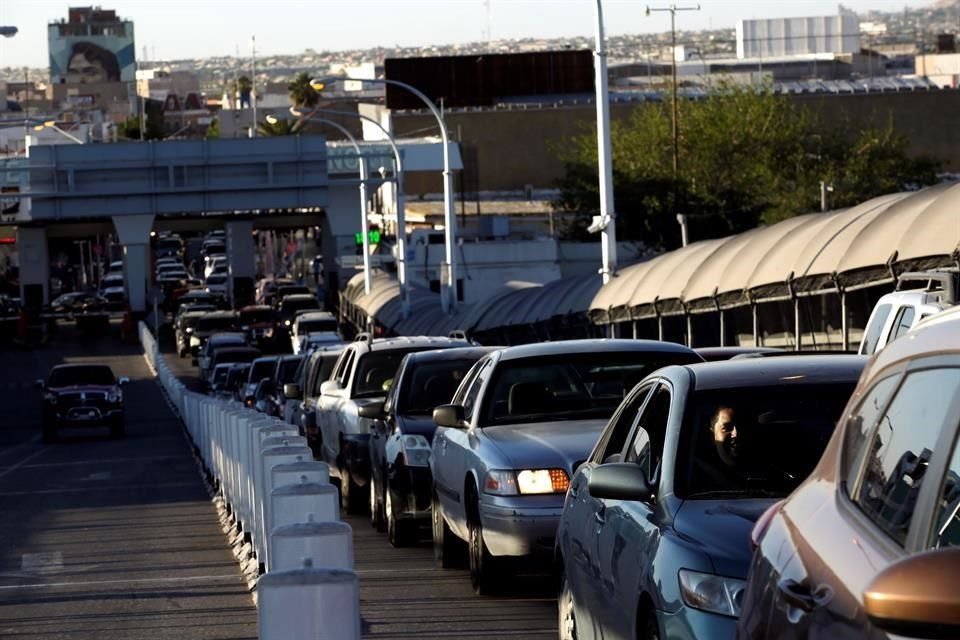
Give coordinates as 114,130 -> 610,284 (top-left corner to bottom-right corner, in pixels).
448,330 -> 468,340
896,271 -> 958,305
354,332 -> 372,343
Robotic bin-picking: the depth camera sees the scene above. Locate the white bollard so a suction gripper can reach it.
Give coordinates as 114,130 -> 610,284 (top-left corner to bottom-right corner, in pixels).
267,479 -> 339,573
270,518 -> 353,573
271,457 -> 329,491
257,442 -> 313,567
257,562 -> 360,640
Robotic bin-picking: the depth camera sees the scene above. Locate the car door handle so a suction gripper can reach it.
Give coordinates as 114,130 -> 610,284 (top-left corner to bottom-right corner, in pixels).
778,579 -> 833,613
594,509 -> 605,525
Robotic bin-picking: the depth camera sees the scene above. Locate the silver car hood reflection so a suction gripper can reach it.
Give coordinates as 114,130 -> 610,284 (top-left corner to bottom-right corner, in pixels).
482,419 -> 607,473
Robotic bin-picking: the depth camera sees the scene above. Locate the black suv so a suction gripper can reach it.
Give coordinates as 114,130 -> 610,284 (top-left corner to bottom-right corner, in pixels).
38,364 -> 129,441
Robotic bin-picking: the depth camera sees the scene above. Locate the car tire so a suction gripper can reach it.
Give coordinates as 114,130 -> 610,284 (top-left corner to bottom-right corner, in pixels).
41,421 -> 57,444
432,491 -> 464,568
110,418 -> 125,439
559,569 -> 579,640
339,463 -> 367,516
468,503 -> 499,595
386,482 -> 415,547
638,605 -> 660,640
369,472 -> 386,532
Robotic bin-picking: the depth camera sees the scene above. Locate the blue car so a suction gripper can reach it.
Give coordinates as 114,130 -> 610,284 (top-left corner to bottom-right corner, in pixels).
556,356 -> 865,640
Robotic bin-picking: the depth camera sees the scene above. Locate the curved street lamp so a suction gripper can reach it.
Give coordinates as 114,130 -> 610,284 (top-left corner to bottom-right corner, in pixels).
268,113 -> 374,296
311,76 -> 458,313
33,120 -> 85,144
291,105 -> 411,320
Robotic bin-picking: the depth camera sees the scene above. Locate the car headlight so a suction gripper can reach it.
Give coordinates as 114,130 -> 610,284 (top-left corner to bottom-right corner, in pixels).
107,390 -> 122,403
44,393 -> 58,405
399,434 -> 431,467
284,319 -> 291,327
482,468 -> 569,496
185,327 -> 193,334
678,569 -> 746,618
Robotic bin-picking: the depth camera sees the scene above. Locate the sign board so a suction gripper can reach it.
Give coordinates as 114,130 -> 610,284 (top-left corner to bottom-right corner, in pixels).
335,254 -> 394,268
354,229 -> 381,245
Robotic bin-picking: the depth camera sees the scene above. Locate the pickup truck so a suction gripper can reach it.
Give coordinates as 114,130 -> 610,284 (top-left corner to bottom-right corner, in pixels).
314,334 -> 469,514
859,271 -> 957,355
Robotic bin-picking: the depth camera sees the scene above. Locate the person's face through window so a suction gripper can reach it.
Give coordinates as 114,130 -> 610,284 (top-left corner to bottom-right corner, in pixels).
712,407 -> 739,465
66,52 -> 107,83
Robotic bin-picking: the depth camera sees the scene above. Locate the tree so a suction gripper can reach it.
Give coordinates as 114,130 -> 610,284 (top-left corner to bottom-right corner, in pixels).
206,118 -> 220,139
257,118 -> 298,137
553,83 -> 942,251
288,72 -> 319,109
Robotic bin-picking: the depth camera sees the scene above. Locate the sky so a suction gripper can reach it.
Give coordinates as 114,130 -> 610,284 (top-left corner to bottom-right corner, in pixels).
0,0 -> 935,69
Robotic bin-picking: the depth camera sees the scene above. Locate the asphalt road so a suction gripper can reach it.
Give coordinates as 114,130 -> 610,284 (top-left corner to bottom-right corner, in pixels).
0,322 -> 257,639
162,337 -> 559,639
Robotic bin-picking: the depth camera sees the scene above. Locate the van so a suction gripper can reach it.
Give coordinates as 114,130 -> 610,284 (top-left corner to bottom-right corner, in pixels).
858,271 -> 957,355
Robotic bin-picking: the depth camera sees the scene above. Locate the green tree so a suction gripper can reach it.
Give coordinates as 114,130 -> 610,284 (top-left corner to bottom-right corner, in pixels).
206,118 -> 220,139
257,118 -> 298,137
553,83 -> 941,251
288,72 -> 319,109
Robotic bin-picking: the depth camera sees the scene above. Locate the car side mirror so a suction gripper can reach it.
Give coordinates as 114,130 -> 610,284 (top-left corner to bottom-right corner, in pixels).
319,380 -> 342,396
864,547 -> 960,638
433,404 -> 466,429
358,401 -> 384,420
35,379 -> 45,390
118,377 -> 130,386
588,462 -> 652,502
283,383 -> 301,399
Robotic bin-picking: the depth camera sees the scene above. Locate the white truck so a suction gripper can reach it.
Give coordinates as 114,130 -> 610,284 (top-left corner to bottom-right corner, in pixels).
859,271 -> 957,355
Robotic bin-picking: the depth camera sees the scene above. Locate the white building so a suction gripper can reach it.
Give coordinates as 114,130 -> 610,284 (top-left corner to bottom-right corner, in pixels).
737,15 -> 860,59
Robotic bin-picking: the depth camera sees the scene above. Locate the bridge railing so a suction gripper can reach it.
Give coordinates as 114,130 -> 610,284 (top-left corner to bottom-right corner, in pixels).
138,321 -> 360,638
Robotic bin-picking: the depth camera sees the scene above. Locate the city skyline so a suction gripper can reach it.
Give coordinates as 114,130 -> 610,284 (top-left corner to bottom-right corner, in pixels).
0,0 -> 939,70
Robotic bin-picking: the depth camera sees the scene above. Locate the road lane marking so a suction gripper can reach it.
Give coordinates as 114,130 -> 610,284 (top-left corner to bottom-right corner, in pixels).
0,573 -> 243,591
0,447 -> 48,481
0,435 -> 42,462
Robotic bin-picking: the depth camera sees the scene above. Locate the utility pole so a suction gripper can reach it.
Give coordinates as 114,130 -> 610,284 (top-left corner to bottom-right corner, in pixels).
646,4 -> 700,183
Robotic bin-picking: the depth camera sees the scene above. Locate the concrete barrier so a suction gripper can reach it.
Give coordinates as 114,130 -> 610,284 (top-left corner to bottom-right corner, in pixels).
137,322 -> 359,635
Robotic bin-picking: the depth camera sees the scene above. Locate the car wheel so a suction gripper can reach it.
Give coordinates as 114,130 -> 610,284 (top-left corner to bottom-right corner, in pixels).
369,472 -> 386,532
386,482 -> 415,547
559,569 -> 579,640
41,421 -> 57,444
110,418 -> 125,439
468,503 -> 499,595
339,463 -> 367,516
431,490 -> 464,568
638,605 -> 660,640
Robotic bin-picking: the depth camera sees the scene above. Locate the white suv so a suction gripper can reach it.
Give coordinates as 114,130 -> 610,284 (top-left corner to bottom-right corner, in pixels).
859,271 -> 957,355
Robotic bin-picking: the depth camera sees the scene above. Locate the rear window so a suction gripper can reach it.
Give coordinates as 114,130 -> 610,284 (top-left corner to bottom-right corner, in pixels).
675,383 -> 857,500
248,359 -> 276,383
195,315 -> 238,332
214,350 -> 259,365
282,298 -> 320,314
49,366 -> 115,387
298,319 -> 337,333
207,274 -> 228,285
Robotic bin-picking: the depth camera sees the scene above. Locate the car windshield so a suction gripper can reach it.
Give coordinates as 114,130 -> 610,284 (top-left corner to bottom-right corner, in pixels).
248,359 -> 276,384
49,366 -> 115,387
400,358 -> 484,415
675,383 -> 857,500
298,319 -> 337,333
278,356 -> 304,384
240,309 -> 273,324
480,352 -> 698,426
214,350 -> 259,366
353,348 -> 438,398
207,274 -> 227,285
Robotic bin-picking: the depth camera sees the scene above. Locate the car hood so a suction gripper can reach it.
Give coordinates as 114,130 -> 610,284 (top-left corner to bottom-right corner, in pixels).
481,419 -> 606,474
48,384 -> 117,393
396,414 -> 437,441
672,498 -> 774,578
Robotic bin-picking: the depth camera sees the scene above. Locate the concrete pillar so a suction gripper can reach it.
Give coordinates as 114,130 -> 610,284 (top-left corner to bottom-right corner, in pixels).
226,219 -> 255,306
17,226 -> 50,307
112,215 -> 154,314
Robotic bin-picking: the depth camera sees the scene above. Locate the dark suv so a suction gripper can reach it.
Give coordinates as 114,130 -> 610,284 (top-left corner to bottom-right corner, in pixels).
38,364 -> 129,441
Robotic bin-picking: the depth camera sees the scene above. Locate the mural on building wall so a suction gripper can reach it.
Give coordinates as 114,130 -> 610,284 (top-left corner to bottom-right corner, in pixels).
48,27 -> 136,83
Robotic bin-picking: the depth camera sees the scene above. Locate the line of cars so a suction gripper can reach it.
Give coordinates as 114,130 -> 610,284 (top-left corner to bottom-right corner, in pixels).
186,288 -> 960,639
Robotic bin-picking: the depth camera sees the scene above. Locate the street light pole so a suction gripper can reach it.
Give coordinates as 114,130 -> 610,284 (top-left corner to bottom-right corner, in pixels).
251,36 -> 257,138
593,0 -> 617,286
292,106 -> 411,319
34,120 -> 85,144
272,114 -> 373,295
311,76 -> 458,313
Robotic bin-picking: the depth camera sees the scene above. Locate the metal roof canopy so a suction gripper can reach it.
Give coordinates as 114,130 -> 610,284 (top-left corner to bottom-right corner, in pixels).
25,136 -> 329,220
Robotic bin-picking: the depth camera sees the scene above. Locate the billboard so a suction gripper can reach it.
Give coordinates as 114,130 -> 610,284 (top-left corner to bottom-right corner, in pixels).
48,18 -> 136,83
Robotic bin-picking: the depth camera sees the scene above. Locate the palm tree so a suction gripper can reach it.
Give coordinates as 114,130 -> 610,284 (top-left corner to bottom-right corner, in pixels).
257,118 -> 298,137
288,72 -> 319,109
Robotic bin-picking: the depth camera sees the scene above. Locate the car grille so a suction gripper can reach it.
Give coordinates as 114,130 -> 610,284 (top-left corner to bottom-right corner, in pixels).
57,391 -> 112,417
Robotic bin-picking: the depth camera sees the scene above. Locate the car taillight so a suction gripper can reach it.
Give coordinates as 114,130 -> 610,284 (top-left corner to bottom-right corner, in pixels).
750,500 -> 784,552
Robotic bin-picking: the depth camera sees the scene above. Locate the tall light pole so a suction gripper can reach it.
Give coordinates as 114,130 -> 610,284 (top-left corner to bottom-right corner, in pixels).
311,76 -> 458,313
251,36 -> 258,138
270,113 -> 373,295
646,3 -> 700,182
291,106 -> 411,319
592,0 -> 617,286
